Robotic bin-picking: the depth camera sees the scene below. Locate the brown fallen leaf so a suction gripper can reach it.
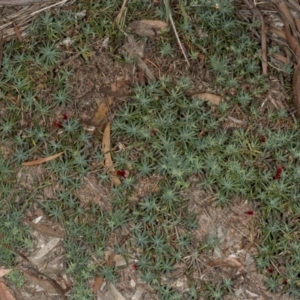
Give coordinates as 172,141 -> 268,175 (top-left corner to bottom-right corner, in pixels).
206,257 -> 243,269
225,256 -> 244,269
102,122 -> 121,185
293,64 -> 300,116
269,26 -> 286,39
108,283 -> 126,300
0,282 -> 15,300
193,93 -> 222,106
128,20 -> 168,37
273,53 -> 288,64
25,220 -> 65,238
88,96 -> 114,131
22,152 -> 63,166
205,258 -> 226,267
93,276 -> 104,293
0,269 -> 12,277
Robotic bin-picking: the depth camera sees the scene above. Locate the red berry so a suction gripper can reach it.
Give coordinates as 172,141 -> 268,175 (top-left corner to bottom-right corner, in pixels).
267,266 -> 274,273
131,263 -> 138,271
55,121 -> 63,128
63,113 -> 68,120
261,136 -> 266,142
275,166 -> 282,180
116,170 -> 127,177
151,130 -> 157,136
245,210 -> 255,215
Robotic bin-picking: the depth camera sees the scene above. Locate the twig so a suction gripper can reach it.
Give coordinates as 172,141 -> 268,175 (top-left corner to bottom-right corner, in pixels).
0,32 -> 3,71
244,0 -> 268,75
0,0 -> 54,5
167,5 -> 190,67
30,0 -> 67,15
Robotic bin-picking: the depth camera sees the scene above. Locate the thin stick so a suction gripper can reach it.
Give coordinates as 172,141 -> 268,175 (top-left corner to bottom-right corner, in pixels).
31,0 -> 67,15
0,0 -> 54,5
167,8 -> 190,67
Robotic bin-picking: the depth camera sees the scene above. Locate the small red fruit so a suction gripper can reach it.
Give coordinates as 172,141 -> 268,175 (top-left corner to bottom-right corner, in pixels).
282,279 -> 288,285
245,210 -> 255,215
63,113 -> 68,120
116,170 -> 127,177
274,166 -> 282,180
55,120 -> 63,128
261,136 -> 266,142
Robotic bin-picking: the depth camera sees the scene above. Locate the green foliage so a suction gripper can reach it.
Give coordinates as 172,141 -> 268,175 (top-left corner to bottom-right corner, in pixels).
5,269 -> 25,289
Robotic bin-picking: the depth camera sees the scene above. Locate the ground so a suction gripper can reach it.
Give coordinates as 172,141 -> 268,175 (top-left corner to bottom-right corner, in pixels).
0,1 -> 299,299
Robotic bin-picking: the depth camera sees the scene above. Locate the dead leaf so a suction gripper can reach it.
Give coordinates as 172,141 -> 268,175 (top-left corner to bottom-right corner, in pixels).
21,268 -> 67,299
128,20 -> 168,36
193,93 -> 222,106
30,238 -> 61,264
113,254 -> 126,267
93,276 -> 104,293
108,283 -> 126,300
273,53 -> 288,64
131,285 -> 145,300
293,63 -> 300,116
295,19 -> 300,32
269,26 -> 286,39
102,123 -> 121,185
0,269 -> 12,277
88,96 -> 114,130
225,256 -> 244,269
206,257 -> 244,269
25,220 -> 65,238
0,282 -> 15,300
206,258 -> 226,267
115,0 -> 128,26
22,152 -> 63,166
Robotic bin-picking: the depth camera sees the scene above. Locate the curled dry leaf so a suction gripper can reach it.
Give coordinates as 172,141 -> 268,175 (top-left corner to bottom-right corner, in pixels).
193,92 -> 222,106
128,20 -> 168,37
22,152 -> 63,166
93,276 -> 104,293
225,256 -> 244,269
